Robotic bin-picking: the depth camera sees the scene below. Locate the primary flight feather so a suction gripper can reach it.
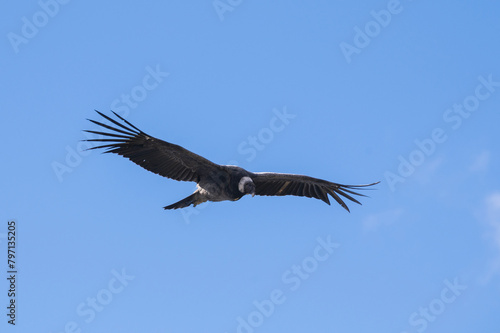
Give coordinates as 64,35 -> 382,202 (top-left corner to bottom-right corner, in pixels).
85,111 -> 378,211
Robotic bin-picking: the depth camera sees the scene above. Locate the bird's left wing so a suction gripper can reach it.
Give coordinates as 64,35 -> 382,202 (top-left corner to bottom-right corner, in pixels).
84,111 -> 221,182
251,172 -> 378,211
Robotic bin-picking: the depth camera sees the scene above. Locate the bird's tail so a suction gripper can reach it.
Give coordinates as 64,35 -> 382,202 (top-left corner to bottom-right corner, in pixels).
163,192 -> 206,210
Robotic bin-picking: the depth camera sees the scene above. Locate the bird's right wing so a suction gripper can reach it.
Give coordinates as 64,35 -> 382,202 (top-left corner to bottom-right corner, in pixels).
84,111 -> 221,182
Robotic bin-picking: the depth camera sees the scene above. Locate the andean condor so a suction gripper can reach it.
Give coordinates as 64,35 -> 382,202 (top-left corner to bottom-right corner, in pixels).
85,111 -> 378,211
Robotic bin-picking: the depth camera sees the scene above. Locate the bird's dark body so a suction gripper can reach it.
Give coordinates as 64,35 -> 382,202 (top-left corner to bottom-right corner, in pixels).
85,111 -> 378,211
196,165 -> 251,202
205,165 -> 251,200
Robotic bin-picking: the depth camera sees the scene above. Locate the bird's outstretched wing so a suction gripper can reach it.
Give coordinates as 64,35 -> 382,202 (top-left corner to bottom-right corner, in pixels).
84,111 -> 221,182
251,172 -> 378,212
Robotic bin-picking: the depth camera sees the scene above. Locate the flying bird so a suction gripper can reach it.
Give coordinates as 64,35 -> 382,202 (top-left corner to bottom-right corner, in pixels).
85,111 -> 378,211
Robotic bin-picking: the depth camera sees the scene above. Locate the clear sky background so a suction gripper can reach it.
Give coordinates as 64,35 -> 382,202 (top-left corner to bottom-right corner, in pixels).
1,1 -> 500,332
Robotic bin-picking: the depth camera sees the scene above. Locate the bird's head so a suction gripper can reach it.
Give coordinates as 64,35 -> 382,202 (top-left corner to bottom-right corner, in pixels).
238,176 -> 256,197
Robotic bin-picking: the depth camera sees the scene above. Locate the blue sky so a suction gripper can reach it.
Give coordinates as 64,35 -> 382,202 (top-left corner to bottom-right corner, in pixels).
1,1 -> 500,332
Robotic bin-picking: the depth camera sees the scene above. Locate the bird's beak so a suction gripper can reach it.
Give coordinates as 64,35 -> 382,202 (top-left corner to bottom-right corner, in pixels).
251,191 -> 255,197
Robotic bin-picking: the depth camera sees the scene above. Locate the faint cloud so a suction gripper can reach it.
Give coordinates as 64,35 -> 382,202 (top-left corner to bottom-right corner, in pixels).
362,208 -> 403,232
424,156 -> 445,175
478,192 -> 500,284
485,192 -> 500,249
384,128 -> 449,192
416,156 -> 445,185
469,150 -> 490,172
481,259 -> 500,287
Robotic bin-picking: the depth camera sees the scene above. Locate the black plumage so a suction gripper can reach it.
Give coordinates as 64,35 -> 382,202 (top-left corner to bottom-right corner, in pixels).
85,111 -> 378,211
